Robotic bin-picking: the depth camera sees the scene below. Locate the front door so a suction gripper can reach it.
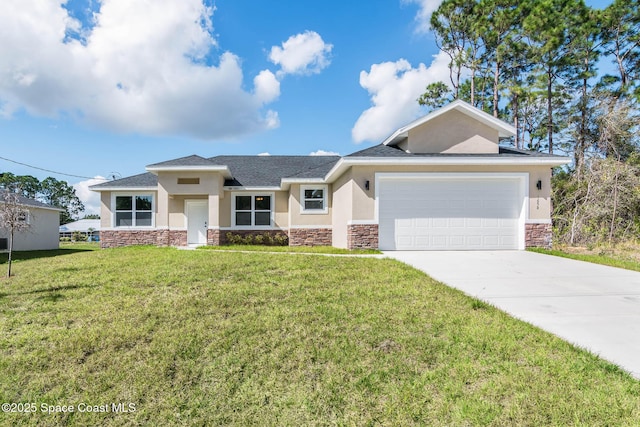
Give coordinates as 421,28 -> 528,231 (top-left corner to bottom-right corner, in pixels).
186,201 -> 208,245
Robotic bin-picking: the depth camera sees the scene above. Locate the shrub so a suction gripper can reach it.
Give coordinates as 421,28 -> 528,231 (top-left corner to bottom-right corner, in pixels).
273,233 -> 289,246
72,231 -> 88,242
224,232 -> 289,246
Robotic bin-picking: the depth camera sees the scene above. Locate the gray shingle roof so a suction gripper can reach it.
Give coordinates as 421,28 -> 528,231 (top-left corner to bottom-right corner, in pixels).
0,190 -> 62,210
147,155 -> 217,167
90,172 -> 158,189
91,145 -> 566,191
498,146 -> 567,158
210,156 -> 340,187
346,144 -> 412,157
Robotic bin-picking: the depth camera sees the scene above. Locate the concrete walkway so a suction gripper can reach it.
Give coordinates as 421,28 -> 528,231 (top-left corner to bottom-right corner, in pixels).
385,250 -> 640,379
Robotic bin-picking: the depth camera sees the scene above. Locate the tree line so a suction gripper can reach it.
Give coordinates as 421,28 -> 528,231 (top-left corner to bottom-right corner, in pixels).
423,0 -> 639,245
0,173 -> 84,224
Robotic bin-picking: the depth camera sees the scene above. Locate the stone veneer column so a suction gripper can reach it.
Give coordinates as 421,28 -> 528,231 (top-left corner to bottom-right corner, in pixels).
207,229 -> 220,246
347,224 -> 378,249
525,223 -> 552,248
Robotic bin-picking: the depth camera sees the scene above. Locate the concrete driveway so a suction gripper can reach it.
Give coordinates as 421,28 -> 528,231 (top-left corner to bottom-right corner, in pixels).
385,250 -> 640,379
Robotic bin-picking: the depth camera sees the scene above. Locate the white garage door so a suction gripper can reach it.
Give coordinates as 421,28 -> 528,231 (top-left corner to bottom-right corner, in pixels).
378,174 -> 524,250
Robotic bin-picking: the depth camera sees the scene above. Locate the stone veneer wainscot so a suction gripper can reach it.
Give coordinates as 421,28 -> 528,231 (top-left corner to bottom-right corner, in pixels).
288,228 -> 332,246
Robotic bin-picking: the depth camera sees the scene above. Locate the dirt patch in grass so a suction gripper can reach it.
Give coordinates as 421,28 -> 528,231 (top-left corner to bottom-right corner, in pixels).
557,242 -> 640,262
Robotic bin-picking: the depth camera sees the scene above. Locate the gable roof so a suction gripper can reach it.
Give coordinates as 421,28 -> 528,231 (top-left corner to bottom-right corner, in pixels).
0,190 -> 63,211
382,100 -> 516,147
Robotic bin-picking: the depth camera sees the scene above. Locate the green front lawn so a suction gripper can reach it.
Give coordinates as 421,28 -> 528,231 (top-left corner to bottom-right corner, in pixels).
1,247 -> 639,426
197,244 -> 381,255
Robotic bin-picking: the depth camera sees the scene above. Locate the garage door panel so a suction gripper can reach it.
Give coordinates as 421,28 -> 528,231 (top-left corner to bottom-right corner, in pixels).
379,176 -> 522,250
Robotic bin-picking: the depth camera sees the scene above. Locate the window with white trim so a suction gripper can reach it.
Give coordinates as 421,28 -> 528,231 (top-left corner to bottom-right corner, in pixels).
114,195 -> 154,227
233,194 -> 273,227
300,185 -> 327,214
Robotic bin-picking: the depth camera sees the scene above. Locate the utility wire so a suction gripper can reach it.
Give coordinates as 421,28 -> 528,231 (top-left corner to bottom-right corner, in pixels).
0,155 -> 108,181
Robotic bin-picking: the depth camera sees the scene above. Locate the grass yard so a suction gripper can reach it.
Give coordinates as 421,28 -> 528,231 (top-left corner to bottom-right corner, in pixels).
197,244 -> 381,255
531,243 -> 640,272
0,247 -> 639,426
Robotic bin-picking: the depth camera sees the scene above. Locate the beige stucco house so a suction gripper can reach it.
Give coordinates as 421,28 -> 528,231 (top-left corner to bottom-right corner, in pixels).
90,101 -> 570,250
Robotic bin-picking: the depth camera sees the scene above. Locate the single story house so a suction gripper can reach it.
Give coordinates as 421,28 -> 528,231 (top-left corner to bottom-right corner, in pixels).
0,191 -> 62,251
59,219 -> 101,242
90,101 -> 570,250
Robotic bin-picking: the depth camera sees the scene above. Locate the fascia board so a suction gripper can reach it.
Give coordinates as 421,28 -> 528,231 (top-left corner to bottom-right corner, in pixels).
89,186 -> 157,192
323,156 -> 570,182
222,186 -> 282,191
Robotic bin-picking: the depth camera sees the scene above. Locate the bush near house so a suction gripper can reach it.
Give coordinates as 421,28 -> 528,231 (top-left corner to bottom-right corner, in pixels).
225,231 -> 289,246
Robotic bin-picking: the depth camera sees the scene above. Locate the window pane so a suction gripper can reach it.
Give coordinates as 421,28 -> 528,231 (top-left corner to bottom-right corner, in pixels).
305,200 -> 324,210
255,211 -> 270,226
136,212 -> 152,226
236,196 -> 251,211
305,189 -> 323,199
116,196 -> 132,210
116,212 -> 132,226
236,212 -> 251,226
255,195 -> 270,210
136,195 -> 152,211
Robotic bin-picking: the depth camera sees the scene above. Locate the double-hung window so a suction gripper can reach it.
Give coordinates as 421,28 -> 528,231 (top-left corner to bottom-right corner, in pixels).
114,195 -> 154,227
300,185 -> 328,214
233,194 -> 272,227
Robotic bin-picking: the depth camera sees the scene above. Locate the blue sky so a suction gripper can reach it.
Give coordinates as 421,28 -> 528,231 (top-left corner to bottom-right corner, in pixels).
0,0 -> 611,214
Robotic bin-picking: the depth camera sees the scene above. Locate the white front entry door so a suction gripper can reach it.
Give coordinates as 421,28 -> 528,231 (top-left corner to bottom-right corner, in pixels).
186,201 -> 208,245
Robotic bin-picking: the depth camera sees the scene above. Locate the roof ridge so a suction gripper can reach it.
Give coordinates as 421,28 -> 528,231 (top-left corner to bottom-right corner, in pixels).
147,154 -> 216,168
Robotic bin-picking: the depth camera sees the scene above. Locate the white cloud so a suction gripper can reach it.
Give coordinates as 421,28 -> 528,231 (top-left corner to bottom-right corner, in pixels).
0,0 -> 280,139
402,0 -> 444,33
309,150 -> 339,156
351,52 -> 451,143
269,31 -> 332,76
73,176 -> 106,216
257,152 -> 271,156
253,70 -> 280,104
